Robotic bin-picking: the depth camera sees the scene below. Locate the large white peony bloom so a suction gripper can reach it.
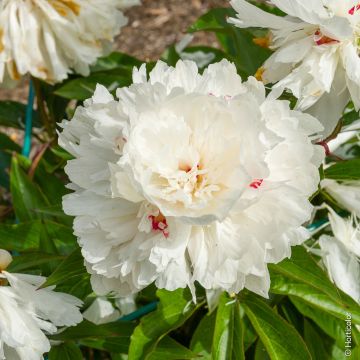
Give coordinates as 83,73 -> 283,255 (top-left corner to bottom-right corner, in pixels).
0,0 -> 140,84
59,59 -> 324,299
0,250 -> 83,360
229,0 -> 360,137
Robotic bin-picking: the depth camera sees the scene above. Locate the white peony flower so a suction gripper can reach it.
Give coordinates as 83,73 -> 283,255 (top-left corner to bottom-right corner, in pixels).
322,179 -> 360,217
83,294 -> 136,324
0,0 -> 140,84
229,0 -> 360,137
83,297 -> 120,325
59,59 -> 324,299
319,207 -> 360,302
0,250 -> 83,360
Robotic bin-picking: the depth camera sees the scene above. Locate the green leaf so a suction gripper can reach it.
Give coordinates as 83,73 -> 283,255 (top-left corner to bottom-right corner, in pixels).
303,319 -> 332,360
128,288 -> 202,360
43,220 -> 77,254
212,293 -> 245,360
10,155 -> 49,221
324,159 -> 360,181
241,293 -> 311,360
0,101 -> 40,129
53,320 -> 135,341
189,8 -> 234,32
269,247 -> 360,325
0,132 -> 21,188
290,296 -> 360,346
41,247 -> 86,288
55,71 -> 132,100
7,252 -> 64,273
51,320 -> 135,352
190,310 -> 217,359
188,8 -> 271,77
91,51 -> 142,72
254,340 -> 271,360
272,274 -> 360,325
269,247 -> 340,300
48,342 -> 83,360
0,132 -> 21,152
0,221 -> 41,251
147,336 -> 199,360
79,337 -> 130,355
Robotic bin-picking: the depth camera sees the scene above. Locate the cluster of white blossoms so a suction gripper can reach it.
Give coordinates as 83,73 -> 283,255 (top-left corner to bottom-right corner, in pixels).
59,59 -> 324,298
0,0 -> 140,84
0,250 -> 83,360
229,0 -> 360,137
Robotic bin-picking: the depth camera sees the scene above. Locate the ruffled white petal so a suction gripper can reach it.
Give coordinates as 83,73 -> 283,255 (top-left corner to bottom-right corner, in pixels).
0,271 -> 83,360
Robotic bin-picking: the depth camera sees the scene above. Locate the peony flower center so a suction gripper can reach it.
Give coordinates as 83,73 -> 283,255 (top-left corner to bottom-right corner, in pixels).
173,162 -> 219,201
148,213 -> 169,238
314,30 -> 339,46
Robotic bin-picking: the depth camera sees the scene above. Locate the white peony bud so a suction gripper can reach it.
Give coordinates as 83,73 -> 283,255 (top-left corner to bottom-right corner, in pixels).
0,249 -> 12,271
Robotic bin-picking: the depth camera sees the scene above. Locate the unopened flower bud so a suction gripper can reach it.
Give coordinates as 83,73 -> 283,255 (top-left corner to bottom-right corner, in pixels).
0,249 -> 13,271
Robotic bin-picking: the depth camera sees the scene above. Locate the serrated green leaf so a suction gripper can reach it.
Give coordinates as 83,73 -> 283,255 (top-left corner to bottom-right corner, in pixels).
242,293 -> 311,360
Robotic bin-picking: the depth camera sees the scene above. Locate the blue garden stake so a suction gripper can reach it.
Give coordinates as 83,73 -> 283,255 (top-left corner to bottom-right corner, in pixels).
118,301 -> 158,322
22,80 -> 35,158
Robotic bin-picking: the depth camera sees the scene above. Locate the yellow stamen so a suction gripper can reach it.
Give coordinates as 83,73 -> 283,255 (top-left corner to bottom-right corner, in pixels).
0,29 -> 4,53
253,36 -> 270,49
49,0 -> 80,17
7,61 -> 21,81
255,67 -> 265,82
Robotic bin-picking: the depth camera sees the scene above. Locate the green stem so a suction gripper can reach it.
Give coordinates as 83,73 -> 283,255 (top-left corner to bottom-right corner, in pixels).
32,77 -> 56,140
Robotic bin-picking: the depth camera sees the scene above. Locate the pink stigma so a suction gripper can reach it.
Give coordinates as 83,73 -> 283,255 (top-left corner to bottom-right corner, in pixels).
250,179 -> 263,189
149,214 -> 169,238
349,4 -> 360,15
